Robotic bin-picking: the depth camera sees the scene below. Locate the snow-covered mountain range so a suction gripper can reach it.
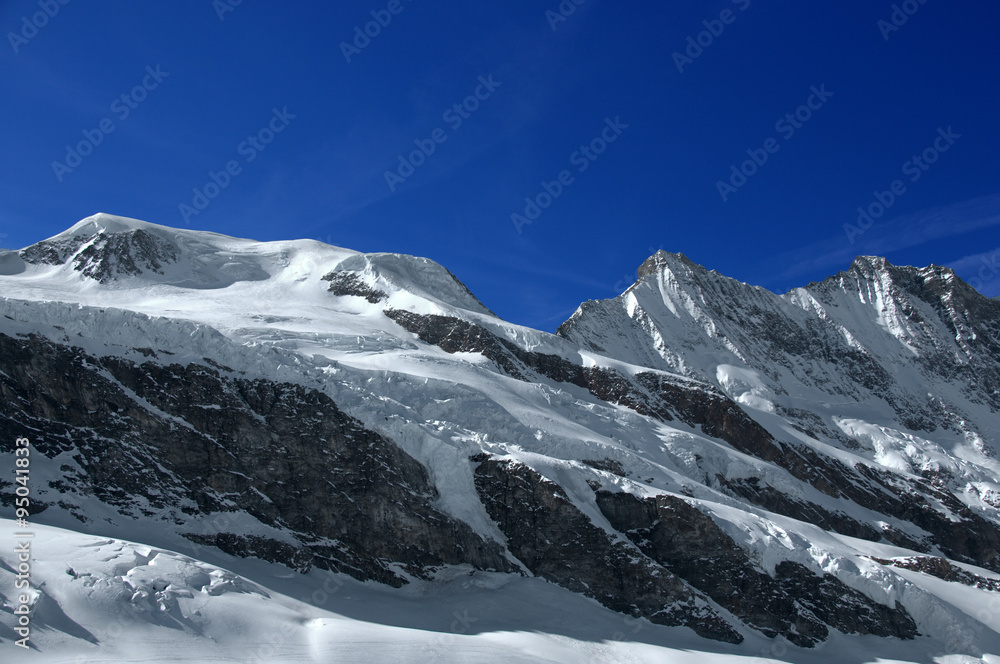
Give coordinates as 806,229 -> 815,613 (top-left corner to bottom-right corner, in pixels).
1,213 -> 999,663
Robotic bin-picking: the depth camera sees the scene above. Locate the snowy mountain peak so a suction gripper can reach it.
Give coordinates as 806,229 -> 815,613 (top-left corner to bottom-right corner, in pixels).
4,217 -> 1000,660
16,214 -> 271,287
849,254 -> 891,274
559,248 -> 1000,455
636,250 -> 700,280
5,214 -> 494,319
61,211 -> 161,238
632,250 -> 765,300
815,255 -> 993,333
20,216 -> 181,284
833,255 -> 958,294
325,251 -> 494,316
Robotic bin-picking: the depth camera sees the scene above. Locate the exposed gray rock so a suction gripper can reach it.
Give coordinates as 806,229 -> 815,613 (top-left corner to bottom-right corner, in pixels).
773,561 -> 918,639
321,271 -> 388,303
19,234 -> 90,266
0,332 -> 512,586
385,309 -> 1000,573
21,228 -> 179,282
470,455 -> 743,644
594,490 -> 918,645
580,458 -> 628,477
869,556 -> 1000,591
3,237 -> 998,654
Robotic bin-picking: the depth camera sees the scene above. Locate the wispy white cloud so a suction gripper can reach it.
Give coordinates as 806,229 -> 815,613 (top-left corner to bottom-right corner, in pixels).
762,193 -> 1000,288
945,245 -> 1000,297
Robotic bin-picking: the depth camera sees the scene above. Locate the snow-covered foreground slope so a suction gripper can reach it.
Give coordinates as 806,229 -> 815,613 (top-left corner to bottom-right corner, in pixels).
1,214 -> 999,661
2,518 -> 998,664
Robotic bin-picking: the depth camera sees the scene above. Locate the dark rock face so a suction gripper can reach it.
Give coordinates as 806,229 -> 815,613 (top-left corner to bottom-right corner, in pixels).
184,533 -> 314,572
321,271 -> 388,303
718,477 -> 886,544
471,455 -> 743,644
385,310 -> 529,377
725,443 -> 1000,572
845,463 -> 1000,572
384,310 -> 781,455
595,489 -> 824,646
580,458 -> 627,477
0,332 -> 512,586
385,309 -> 1000,574
773,561 -> 918,639
870,556 -> 1000,592
19,234 -> 90,266
594,490 -> 919,646
633,371 -> 782,461
559,253 -> 1000,466
21,229 -> 179,282
5,240 -> 999,651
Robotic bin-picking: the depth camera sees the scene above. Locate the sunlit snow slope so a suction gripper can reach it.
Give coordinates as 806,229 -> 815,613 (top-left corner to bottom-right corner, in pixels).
1,214 -> 999,662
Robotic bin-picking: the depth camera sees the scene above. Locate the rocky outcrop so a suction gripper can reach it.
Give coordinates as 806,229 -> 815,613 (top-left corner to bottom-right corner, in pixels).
0,332 -> 512,586
470,455 -> 743,643
385,309 -> 1000,574
870,556 -> 1000,592
21,228 -> 179,282
594,490 -> 919,646
18,233 -> 89,265
773,561 -> 918,639
718,476 -> 889,544
384,310 -> 781,456
321,271 -> 388,303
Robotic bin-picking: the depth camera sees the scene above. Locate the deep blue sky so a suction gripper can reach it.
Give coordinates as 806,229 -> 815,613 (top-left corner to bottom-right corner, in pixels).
4,1 -> 1000,330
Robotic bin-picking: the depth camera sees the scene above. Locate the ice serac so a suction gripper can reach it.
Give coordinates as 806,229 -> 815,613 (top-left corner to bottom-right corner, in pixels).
2,216 -> 999,658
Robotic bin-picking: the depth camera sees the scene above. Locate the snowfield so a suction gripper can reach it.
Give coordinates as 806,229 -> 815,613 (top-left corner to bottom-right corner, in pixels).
2,519 -> 999,664
1,214 -> 999,662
